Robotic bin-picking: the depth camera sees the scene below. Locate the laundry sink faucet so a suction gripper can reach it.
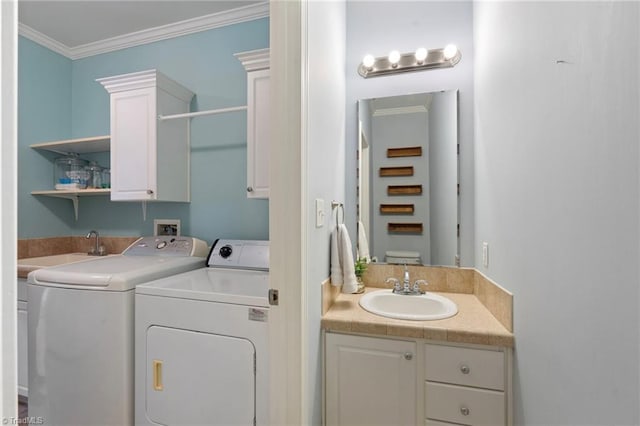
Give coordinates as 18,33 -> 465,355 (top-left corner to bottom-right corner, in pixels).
86,230 -> 107,256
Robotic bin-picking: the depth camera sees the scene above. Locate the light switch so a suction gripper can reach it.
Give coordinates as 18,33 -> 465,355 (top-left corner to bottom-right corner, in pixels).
315,199 -> 325,228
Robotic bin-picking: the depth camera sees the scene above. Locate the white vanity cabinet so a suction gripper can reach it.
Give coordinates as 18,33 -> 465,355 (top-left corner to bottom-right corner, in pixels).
325,333 -> 512,426
424,344 -> 507,426
235,48 -> 270,199
17,278 -> 27,398
325,333 -> 417,426
98,70 -> 194,202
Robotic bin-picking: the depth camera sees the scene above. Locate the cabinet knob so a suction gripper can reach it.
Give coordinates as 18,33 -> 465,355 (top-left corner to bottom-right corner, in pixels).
147,189 -> 154,195
460,406 -> 470,416
460,364 -> 470,374
247,187 -> 254,192
403,352 -> 413,361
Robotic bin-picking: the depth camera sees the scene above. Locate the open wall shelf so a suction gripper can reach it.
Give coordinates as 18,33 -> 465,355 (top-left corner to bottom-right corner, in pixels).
30,135 -> 110,154
31,189 -> 110,221
30,135 -> 111,220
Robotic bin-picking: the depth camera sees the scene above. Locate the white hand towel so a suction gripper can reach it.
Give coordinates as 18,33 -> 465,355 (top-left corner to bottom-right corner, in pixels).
330,226 -> 343,286
330,224 -> 358,293
357,220 -> 370,262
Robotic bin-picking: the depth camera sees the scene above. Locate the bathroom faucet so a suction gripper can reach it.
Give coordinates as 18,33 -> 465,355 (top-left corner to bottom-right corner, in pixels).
86,230 -> 106,256
386,264 -> 427,295
403,264 -> 411,293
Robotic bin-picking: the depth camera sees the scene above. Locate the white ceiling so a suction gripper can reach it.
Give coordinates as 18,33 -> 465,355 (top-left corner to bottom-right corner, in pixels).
19,0 -> 264,48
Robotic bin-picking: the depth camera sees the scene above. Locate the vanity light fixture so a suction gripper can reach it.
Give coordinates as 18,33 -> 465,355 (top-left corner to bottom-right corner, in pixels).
358,44 -> 461,78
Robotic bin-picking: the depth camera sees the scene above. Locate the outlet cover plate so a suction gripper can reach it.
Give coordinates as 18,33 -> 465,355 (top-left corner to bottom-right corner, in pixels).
154,219 -> 181,236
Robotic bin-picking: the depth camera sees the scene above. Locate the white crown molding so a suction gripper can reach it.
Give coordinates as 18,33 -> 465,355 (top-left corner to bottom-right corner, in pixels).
234,48 -> 270,71
19,2 -> 269,60
97,69 -> 194,102
18,23 -> 72,58
373,105 -> 428,117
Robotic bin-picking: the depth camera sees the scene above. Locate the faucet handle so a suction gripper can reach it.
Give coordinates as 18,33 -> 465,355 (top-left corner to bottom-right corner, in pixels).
413,279 -> 428,294
386,278 -> 401,293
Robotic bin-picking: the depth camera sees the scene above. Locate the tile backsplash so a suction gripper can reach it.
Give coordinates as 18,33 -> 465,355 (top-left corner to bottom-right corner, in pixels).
18,236 -> 139,259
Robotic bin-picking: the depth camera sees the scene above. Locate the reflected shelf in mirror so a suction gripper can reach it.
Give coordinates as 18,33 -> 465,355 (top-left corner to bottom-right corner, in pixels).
356,90 -> 460,267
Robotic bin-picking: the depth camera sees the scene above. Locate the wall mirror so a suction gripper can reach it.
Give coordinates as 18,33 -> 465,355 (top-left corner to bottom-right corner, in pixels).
357,90 -> 459,266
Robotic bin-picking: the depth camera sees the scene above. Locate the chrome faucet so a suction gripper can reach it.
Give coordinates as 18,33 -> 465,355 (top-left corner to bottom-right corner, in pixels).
403,264 -> 411,292
86,230 -> 106,256
386,264 -> 427,295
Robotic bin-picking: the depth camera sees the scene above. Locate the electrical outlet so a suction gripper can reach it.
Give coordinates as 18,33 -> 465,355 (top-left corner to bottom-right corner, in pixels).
154,219 -> 181,236
482,242 -> 489,267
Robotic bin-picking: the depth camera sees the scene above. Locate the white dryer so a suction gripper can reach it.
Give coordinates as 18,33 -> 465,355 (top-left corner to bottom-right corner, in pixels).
27,236 -> 208,426
135,239 -> 269,426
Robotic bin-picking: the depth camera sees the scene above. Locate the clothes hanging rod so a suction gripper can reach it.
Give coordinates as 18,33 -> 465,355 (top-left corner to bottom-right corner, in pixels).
158,105 -> 247,121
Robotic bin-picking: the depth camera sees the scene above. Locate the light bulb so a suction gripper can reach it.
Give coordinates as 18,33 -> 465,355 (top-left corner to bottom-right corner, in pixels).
388,50 -> 401,67
415,47 -> 428,64
362,54 -> 375,70
443,44 -> 458,60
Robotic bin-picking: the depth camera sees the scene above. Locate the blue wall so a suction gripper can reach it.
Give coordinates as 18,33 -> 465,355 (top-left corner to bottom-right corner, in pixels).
18,37 -> 73,238
19,18 -> 269,244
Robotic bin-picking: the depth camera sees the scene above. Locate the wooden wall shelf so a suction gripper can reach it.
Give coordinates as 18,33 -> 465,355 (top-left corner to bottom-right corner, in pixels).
380,204 -> 415,214
379,166 -> 414,177
388,185 -> 422,196
388,223 -> 423,233
387,146 -> 422,158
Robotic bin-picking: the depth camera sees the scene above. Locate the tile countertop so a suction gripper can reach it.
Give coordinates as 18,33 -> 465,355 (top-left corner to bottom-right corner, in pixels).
322,287 -> 514,348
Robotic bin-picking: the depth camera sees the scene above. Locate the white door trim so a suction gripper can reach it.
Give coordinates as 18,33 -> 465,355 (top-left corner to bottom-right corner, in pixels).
0,0 -> 18,419
269,1 -> 308,424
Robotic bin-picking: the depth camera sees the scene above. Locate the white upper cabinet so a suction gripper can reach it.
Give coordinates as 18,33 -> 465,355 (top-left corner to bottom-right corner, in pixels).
98,70 -> 194,202
235,48 -> 270,199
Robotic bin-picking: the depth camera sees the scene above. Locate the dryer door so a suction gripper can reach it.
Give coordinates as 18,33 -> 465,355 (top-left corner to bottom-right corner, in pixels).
146,326 -> 255,425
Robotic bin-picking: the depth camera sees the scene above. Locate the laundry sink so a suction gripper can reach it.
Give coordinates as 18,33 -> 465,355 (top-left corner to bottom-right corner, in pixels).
359,289 -> 458,321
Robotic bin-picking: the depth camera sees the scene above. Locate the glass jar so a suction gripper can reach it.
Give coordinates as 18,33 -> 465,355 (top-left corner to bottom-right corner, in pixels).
85,161 -> 103,189
54,154 -> 89,190
101,168 -> 111,189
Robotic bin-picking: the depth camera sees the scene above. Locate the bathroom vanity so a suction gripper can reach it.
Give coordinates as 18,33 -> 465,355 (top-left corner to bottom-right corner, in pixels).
322,266 -> 513,426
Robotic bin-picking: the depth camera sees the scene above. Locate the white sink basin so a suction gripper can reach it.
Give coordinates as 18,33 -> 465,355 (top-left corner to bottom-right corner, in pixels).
359,289 -> 458,321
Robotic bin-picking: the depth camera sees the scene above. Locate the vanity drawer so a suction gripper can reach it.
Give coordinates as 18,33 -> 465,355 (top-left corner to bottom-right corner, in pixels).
424,344 -> 504,390
425,382 -> 505,426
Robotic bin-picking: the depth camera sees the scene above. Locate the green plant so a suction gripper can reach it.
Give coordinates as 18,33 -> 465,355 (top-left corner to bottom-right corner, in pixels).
354,257 -> 368,278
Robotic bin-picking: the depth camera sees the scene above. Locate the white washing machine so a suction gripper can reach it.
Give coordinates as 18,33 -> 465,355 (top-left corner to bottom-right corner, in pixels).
135,239 -> 269,426
27,236 -> 208,426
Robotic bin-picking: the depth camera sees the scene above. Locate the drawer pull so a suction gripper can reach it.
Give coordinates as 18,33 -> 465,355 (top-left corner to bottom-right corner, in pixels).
460,406 -> 470,416
460,364 -> 470,374
404,352 -> 413,361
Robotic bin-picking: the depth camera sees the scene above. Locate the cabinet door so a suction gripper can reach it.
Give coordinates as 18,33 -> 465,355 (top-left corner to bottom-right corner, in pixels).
325,333 -> 416,426
247,68 -> 270,199
110,87 -> 157,201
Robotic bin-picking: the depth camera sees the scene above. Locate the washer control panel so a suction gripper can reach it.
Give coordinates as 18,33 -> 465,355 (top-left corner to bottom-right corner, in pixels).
207,239 -> 269,270
123,236 -> 209,257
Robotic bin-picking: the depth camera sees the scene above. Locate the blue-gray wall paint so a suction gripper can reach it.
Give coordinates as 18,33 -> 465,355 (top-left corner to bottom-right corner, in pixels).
306,2 -> 347,424
475,2 -> 639,423
345,1 -> 474,266
18,37 -> 73,238
19,18 -> 269,244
